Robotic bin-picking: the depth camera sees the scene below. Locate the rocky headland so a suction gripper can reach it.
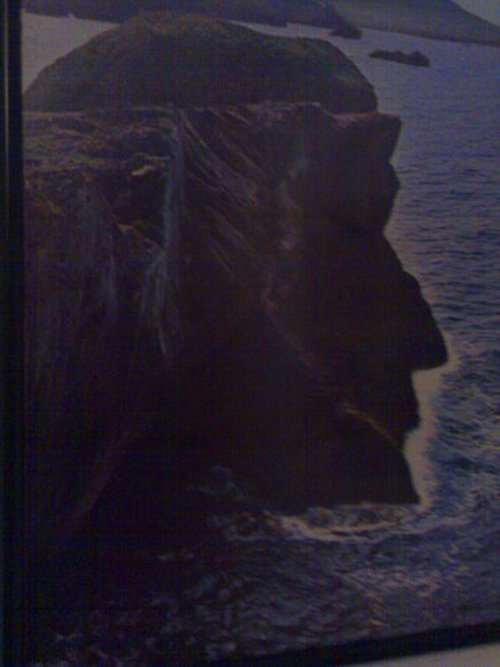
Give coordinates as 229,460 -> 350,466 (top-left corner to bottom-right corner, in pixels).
370,49 -> 430,67
332,0 -> 500,47
21,12 -> 447,663
22,0 -> 362,35
22,0 -> 500,46
24,9 -> 447,552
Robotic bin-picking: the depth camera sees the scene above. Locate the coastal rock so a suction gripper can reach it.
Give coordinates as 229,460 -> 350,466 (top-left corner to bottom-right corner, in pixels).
22,14 -> 446,561
370,49 -> 430,67
23,0 -> 362,33
332,0 -> 500,47
24,12 -> 376,113
24,103 -> 446,559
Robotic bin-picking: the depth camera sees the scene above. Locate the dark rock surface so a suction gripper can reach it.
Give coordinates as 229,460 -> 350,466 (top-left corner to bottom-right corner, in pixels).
370,49 -> 430,67
24,12 -> 376,113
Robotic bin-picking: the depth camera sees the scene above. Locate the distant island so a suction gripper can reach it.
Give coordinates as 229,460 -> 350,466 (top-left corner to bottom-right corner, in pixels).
22,0 -> 361,36
370,49 -> 430,67
332,0 -> 500,46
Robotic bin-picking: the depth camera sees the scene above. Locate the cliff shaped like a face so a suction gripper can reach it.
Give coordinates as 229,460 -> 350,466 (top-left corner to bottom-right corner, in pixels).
23,14 -> 447,558
24,103 -> 447,556
23,12 -> 376,113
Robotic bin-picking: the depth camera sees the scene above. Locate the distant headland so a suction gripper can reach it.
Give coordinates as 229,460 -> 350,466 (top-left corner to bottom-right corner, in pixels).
332,0 -> 500,47
22,0 -> 361,37
370,49 -> 430,67
22,0 -> 500,46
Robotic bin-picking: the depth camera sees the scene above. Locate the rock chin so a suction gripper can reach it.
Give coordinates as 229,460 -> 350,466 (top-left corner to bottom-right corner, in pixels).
24,101 -> 447,557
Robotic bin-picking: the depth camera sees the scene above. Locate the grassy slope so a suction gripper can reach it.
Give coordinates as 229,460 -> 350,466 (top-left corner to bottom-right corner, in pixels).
24,11 -> 376,112
333,0 -> 500,44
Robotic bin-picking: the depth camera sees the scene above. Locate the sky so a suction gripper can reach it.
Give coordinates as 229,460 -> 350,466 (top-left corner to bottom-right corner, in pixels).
454,0 -> 500,25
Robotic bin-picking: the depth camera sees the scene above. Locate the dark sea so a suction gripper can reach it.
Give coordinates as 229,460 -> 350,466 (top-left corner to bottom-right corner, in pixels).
22,13 -> 500,640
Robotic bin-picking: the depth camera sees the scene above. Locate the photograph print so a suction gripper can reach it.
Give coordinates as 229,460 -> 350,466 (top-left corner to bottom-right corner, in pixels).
11,0 -> 500,663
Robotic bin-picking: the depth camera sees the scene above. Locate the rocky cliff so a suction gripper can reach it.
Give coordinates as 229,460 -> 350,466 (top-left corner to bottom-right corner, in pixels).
24,12 -> 375,113
23,15 -> 446,562
24,103 -> 447,559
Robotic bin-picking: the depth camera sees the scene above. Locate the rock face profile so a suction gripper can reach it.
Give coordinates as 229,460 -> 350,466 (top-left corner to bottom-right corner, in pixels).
23,13 -> 446,561
370,49 -> 430,67
332,0 -> 500,46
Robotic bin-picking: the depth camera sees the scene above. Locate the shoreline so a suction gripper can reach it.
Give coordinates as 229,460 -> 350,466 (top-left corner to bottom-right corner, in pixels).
404,330 -> 460,510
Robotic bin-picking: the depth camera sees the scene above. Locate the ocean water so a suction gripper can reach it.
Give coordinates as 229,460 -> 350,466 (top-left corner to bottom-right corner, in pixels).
22,14 -> 500,638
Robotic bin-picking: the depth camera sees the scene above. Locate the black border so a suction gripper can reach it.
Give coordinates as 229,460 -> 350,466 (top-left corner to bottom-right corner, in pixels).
2,3 -> 500,665
3,0 -> 25,663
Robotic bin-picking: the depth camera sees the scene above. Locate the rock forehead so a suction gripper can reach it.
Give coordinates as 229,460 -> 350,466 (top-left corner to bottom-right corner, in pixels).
23,11 -> 376,113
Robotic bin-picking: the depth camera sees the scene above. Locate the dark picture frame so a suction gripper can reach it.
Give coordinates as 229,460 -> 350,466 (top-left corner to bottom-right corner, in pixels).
4,0 -> 500,663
